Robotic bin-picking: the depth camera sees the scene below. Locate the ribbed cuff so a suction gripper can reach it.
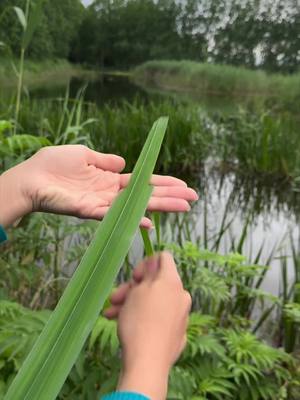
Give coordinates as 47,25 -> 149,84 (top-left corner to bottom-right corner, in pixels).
0,225 -> 7,243
101,392 -> 149,400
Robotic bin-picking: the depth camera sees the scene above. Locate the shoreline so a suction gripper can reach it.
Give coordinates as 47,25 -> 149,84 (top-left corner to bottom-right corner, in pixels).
0,59 -> 98,89
132,60 -> 300,104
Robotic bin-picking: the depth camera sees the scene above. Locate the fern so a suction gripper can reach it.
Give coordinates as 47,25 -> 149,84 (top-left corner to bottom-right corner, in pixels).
0,302 -> 121,398
0,134 -> 52,157
284,303 -> 300,323
185,314 -> 225,359
89,316 -> 119,356
190,268 -> 230,308
168,366 -> 196,399
176,312 -> 294,399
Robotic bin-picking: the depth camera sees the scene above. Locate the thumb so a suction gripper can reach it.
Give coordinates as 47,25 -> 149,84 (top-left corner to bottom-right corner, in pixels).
143,254 -> 160,281
156,251 -> 182,285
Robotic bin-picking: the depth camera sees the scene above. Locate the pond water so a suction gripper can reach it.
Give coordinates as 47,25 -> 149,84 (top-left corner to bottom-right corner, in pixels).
4,73 -> 300,296
2,73 -> 243,112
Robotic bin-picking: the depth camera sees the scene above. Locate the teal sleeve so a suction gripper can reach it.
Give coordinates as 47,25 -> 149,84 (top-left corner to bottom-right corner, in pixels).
0,225 -> 7,244
101,392 -> 149,400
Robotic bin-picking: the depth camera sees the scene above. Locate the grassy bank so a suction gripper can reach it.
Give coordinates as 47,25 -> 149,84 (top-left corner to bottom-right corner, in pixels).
1,96 -> 299,181
0,58 -> 96,89
133,60 -> 300,110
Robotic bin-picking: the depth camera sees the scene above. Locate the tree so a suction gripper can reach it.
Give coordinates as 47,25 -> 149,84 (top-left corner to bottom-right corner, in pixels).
0,0 -> 85,60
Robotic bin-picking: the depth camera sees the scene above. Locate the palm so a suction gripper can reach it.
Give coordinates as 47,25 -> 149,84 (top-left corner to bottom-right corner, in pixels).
26,145 -> 198,228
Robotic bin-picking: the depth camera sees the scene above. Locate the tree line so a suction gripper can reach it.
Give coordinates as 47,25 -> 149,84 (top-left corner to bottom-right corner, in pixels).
0,0 -> 84,60
0,0 -> 299,73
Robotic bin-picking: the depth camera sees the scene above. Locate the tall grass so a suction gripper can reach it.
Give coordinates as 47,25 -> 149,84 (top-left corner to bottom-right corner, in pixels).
0,58 -> 85,89
214,110 -> 300,180
134,60 -> 300,111
3,96 -> 299,180
4,97 -> 212,175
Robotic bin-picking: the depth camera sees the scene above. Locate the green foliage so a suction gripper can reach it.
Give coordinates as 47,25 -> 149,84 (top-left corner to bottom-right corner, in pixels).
7,97 -> 211,175
0,0 -> 84,60
3,93 -> 300,179
1,0 -> 299,72
0,119 -> 52,166
134,60 -> 300,113
0,69 -> 299,398
0,301 -> 121,399
72,0 -> 300,73
216,110 -> 300,179
169,242 -> 275,320
5,118 -> 168,400
177,312 -> 295,400
285,303 -> 300,324
211,0 -> 300,73
0,133 -> 51,157
1,298 -> 297,399
0,301 -> 50,396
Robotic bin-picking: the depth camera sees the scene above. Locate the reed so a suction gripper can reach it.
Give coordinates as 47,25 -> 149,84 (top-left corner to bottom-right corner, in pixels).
134,60 -> 300,112
4,95 -> 299,181
12,0 -> 45,133
5,117 -> 168,400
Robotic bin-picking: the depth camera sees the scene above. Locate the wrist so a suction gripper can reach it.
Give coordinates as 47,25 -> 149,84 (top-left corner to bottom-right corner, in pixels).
119,359 -> 170,400
0,165 -> 32,228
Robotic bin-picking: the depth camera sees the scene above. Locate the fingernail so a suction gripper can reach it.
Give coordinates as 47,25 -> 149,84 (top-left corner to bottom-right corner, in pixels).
190,189 -> 199,200
146,255 -> 159,272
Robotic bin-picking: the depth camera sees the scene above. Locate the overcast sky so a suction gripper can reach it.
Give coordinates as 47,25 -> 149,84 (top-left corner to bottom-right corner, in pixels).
82,0 -> 93,6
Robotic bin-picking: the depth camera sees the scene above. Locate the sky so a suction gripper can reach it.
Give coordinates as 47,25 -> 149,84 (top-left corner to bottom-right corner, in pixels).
82,0 -> 93,6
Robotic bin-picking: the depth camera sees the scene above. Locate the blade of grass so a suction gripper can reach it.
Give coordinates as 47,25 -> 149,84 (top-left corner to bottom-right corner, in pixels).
140,227 -> 154,257
153,212 -> 161,248
5,117 -> 169,400
22,0 -> 45,50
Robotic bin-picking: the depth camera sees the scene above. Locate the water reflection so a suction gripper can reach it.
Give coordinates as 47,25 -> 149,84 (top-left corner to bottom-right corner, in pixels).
1,74 -> 153,106
169,171 -> 300,296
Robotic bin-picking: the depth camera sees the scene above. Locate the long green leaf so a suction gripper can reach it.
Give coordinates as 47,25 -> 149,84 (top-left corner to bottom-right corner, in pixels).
13,7 -> 27,31
140,227 -> 154,256
22,0 -> 45,50
5,117 -> 169,400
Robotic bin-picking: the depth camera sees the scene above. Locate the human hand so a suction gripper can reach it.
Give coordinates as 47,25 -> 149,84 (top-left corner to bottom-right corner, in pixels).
105,252 -> 191,400
0,145 -> 198,228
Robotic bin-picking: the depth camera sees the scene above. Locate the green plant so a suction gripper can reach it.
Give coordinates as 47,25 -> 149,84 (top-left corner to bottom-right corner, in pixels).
134,60 -> 300,113
165,244 -> 299,400
0,119 -> 51,153
0,301 -> 120,398
5,117 -> 168,400
216,110 -> 300,179
0,301 -> 50,397
173,314 -> 293,400
2,237 -> 300,399
13,0 -> 45,133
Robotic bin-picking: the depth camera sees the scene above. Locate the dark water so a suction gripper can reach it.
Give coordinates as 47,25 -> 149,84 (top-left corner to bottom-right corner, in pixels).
30,74 -> 152,105
4,74 -> 300,294
2,73 -> 241,113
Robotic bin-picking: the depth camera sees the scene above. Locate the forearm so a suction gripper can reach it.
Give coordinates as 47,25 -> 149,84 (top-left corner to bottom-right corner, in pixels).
0,165 -> 31,228
117,360 -> 170,400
